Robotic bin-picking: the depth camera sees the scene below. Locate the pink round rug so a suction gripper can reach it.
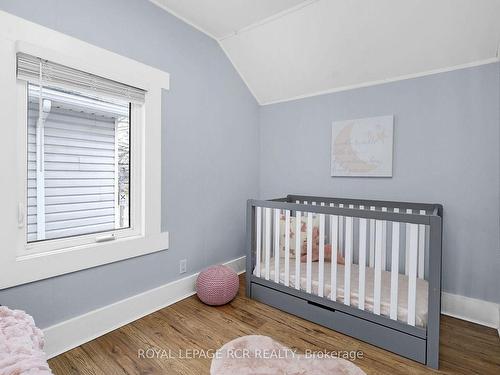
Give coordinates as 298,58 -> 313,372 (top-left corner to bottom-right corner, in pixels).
210,335 -> 366,375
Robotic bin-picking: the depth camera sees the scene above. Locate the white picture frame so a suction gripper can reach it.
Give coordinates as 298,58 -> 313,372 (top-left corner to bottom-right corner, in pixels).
331,115 -> 394,177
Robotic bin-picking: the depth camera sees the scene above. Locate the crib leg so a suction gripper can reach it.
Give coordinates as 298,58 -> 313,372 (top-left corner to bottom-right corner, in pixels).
426,215 -> 443,369
246,200 -> 254,298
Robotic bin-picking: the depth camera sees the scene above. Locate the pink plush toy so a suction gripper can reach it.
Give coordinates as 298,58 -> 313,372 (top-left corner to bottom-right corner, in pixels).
300,227 -> 345,264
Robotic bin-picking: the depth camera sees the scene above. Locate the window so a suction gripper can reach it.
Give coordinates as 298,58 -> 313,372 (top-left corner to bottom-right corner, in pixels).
18,53 -> 140,246
0,11 -> 169,290
27,84 -> 131,242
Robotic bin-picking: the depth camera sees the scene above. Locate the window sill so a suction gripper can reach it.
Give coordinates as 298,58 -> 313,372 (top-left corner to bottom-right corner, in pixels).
1,231 -> 169,289
22,227 -> 142,258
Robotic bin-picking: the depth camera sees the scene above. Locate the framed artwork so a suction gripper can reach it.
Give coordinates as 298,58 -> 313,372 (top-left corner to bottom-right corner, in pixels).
331,115 -> 394,177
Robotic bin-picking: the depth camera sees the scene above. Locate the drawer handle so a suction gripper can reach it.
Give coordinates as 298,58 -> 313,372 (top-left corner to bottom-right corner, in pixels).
307,300 -> 336,312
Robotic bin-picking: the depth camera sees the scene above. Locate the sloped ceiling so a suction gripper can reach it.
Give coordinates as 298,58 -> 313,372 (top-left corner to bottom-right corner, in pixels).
151,0 -> 500,105
151,0 -> 307,39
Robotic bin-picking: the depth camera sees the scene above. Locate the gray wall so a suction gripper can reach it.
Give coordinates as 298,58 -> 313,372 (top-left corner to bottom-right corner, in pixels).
260,62 -> 500,304
0,0 -> 259,327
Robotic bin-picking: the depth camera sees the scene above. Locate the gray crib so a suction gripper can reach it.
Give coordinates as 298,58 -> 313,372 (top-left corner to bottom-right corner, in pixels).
245,194 -> 443,368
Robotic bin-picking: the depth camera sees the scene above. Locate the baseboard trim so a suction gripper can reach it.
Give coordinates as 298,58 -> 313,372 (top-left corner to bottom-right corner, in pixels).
44,257 -> 499,358
441,292 -> 500,331
498,306 -> 500,337
43,255 -> 246,359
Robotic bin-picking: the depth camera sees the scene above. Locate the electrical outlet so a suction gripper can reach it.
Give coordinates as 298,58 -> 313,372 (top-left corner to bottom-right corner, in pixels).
179,259 -> 187,274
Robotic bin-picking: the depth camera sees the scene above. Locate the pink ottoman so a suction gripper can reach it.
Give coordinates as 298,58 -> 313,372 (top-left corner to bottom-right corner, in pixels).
196,265 -> 239,306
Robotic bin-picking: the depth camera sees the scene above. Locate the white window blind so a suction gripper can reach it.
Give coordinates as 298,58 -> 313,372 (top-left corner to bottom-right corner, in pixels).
17,53 -> 146,104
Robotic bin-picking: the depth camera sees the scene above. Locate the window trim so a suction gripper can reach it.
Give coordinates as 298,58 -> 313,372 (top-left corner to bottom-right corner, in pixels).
0,11 -> 169,289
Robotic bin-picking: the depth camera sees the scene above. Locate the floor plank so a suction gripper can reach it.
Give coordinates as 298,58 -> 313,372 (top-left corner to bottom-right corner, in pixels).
48,275 -> 500,374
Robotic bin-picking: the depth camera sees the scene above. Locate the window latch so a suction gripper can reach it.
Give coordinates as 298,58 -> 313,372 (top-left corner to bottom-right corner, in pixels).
95,234 -> 116,243
18,203 -> 24,228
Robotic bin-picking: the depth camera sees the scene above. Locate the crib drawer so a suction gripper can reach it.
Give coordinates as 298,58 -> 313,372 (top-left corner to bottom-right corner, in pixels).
251,282 -> 427,364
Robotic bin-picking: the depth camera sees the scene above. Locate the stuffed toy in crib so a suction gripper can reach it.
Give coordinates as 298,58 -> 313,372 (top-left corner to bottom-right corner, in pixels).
280,214 -> 345,264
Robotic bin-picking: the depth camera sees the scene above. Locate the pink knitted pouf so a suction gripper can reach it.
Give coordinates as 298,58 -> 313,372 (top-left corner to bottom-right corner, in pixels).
196,265 -> 239,306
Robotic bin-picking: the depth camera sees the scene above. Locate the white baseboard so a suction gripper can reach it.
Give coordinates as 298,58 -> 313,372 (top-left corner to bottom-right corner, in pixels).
43,255 -> 246,359
441,292 -> 500,331
44,256 -> 500,359
498,307 -> 500,337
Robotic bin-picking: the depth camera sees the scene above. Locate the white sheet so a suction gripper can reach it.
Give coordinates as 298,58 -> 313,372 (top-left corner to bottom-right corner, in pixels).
253,258 -> 428,327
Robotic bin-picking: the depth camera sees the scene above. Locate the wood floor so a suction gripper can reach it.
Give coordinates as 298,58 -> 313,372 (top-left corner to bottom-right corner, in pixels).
48,275 -> 500,374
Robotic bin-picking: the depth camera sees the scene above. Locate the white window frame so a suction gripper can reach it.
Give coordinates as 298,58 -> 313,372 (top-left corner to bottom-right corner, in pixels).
0,11 -> 170,289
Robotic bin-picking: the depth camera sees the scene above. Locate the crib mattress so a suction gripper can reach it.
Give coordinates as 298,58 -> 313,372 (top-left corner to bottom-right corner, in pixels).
253,258 -> 428,328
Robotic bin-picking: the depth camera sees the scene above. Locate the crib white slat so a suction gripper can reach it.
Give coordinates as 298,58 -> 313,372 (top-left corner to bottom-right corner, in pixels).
345,202 -> 354,306
330,203 -> 338,301
405,208 -> 412,275
306,212 -> 313,293
358,205 -> 367,310
284,209 -> 291,287
295,210 -> 301,290
274,209 -> 280,283
408,223 -> 419,326
255,206 -> 262,278
344,215 -> 353,306
381,207 -> 388,271
318,213 -> 325,297
369,206 -> 376,267
339,203 -> 344,255
418,209 -> 426,279
373,220 -> 383,315
265,208 -> 271,280
390,208 -> 400,320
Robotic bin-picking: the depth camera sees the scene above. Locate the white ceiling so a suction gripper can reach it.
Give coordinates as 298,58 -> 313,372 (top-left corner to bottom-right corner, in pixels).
151,0 -> 307,39
151,0 -> 500,105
